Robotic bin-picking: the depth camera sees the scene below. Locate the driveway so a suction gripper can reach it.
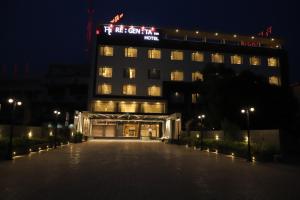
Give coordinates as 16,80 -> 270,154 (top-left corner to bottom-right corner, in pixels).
0,140 -> 300,200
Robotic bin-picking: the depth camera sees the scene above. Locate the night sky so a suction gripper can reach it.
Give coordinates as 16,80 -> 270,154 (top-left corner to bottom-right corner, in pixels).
1,1 -> 299,83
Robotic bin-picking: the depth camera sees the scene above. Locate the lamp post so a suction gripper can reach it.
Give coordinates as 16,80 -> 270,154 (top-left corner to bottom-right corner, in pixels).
241,107 -> 255,162
176,117 -> 181,143
53,110 -> 61,149
198,114 -> 205,150
7,98 -> 22,160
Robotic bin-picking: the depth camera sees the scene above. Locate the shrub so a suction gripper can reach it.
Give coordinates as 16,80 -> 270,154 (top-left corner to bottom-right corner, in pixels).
71,132 -> 83,143
179,134 -> 279,162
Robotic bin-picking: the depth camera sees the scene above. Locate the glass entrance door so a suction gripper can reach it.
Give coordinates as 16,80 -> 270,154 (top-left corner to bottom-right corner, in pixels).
123,123 -> 138,137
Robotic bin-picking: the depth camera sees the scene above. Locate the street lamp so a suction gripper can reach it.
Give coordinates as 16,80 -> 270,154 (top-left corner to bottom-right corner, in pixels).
241,107 -> 255,162
198,114 -> 205,150
6,98 -> 22,160
53,110 -> 61,148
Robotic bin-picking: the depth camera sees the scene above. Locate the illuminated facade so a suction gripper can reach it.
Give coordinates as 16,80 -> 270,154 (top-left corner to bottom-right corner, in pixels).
76,24 -> 287,140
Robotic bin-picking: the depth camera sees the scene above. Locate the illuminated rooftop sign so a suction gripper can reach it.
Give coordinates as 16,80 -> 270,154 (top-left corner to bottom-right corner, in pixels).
103,25 -> 160,41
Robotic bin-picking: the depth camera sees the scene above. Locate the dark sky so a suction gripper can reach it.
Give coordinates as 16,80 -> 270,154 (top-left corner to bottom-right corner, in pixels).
1,0 -> 299,83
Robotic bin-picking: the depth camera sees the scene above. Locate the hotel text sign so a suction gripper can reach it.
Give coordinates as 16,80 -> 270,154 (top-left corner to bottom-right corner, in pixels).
103,25 -> 160,41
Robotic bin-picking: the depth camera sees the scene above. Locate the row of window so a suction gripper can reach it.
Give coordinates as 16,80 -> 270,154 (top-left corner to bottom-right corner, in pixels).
99,67 -> 280,84
99,67 -> 203,81
97,75 -> 280,96
97,84 -> 161,96
99,46 -> 280,67
92,101 -> 165,113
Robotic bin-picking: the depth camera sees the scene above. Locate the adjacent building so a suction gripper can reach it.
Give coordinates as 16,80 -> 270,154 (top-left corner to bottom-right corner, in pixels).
76,24 -> 288,140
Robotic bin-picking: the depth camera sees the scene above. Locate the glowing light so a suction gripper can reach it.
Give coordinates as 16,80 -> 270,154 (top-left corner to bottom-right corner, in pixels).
13,151 -> 16,155
96,29 -> 100,35
198,114 -> 205,119
250,107 -> 255,112
49,131 -> 53,136
251,36 -> 255,39
214,32 -> 219,36
245,136 -> 249,143
28,131 -> 32,138
252,156 -> 256,161
71,132 -> 74,137
196,31 -> 199,34
215,135 -> 219,141
29,149 -> 32,152
196,134 -> 200,138
231,153 -> 235,156
8,98 -> 14,104
175,29 -> 179,33
17,101 -> 22,106
271,38 -> 275,41
233,34 -> 237,38
241,109 -> 246,114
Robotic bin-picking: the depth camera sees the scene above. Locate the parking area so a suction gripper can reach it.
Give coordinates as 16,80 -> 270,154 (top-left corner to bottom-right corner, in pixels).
0,140 -> 300,200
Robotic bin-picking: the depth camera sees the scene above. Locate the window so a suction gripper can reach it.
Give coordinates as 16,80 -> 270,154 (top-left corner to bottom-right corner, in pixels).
119,102 -> 138,113
99,67 -> 112,78
171,51 -> 184,60
211,53 -> 224,63
141,103 -> 164,113
125,47 -> 138,58
172,92 -> 184,103
123,84 -> 136,95
192,71 -> 203,81
148,49 -> 161,59
249,56 -> 261,66
93,101 -> 115,112
148,86 -> 161,96
148,68 -> 160,79
123,68 -> 136,79
191,52 -> 204,62
192,93 -> 200,104
269,76 -> 280,86
231,55 -> 243,65
99,46 -> 113,56
268,57 -> 279,67
171,71 -> 184,81
97,83 -> 112,94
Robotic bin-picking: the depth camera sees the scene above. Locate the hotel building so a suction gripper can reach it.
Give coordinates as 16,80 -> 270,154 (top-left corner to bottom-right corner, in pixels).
75,24 -> 287,140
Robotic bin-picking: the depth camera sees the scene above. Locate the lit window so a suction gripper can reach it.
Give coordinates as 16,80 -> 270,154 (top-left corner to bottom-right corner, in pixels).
211,53 -> 224,63
192,71 -> 203,81
123,68 -> 136,79
171,71 -> 184,81
123,84 -> 136,95
93,101 -> 115,112
148,49 -> 161,59
231,55 -> 243,65
269,76 -> 280,86
148,86 -> 161,96
97,83 -> 112,94
119,102 -> 138,113
171,51 -> 184,60
99,46 -> 114,56
148,68 -> 160,79
99,67 -> 112,78
125,47 -> 138,58
249,56 -> 261,66
268,57 -> 279,67
192,93 -> 200,104
141,103 -> 164,113
191,52 -> 204,62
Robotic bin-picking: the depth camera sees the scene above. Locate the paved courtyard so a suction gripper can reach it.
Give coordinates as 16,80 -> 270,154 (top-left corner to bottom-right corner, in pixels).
1,140 -> 300,200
